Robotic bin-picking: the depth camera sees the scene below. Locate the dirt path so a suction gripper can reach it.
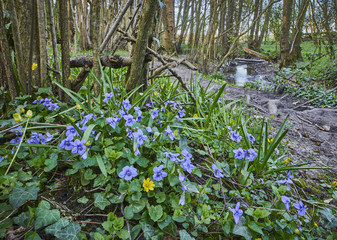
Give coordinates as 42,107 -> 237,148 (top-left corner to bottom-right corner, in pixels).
168,63 -> 337,180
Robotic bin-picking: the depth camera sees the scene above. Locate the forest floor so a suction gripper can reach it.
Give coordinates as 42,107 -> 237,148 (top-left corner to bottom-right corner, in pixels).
164,60 -> 337,193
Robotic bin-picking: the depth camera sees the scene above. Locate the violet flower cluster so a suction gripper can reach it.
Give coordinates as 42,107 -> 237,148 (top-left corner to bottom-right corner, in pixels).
33,98 -> 59,111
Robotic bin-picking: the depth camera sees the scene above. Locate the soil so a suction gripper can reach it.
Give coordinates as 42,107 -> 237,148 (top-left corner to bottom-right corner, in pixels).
163,60 -> 337,186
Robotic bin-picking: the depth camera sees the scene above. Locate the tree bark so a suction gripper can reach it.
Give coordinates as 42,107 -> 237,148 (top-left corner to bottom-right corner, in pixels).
59,0 -> 71,101
280,0 -> 293,68
176,0 -> 190,54
162,0 -> 176,53
7,0 -> 27,94
0,3 -> 17,100
126,0 -> 158,92
91,0 -> 101,96
37,0 -> 48,88
48,0 -> 61,94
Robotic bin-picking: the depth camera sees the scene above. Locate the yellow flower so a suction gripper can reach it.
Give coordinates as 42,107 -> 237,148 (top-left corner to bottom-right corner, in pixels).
32,63 -> 38,70
268,138 -> 273,144
68,75 -> 72,81
19,107 -> 25,113
13,113 -> 22,123
143,178 -> 155,192
69,117 -> 75,122
154,91 -> 158,96
174,130 -> 178,136
283,157 -> 291,164
255,238 -> 262,240
295,228 -> 301,234
331,181 -> 337,187
193,114 -> 198,118
314,223 -> 318,227
25,110 -> 33,118
76,103 -> 82,110
321,105 -> 325,108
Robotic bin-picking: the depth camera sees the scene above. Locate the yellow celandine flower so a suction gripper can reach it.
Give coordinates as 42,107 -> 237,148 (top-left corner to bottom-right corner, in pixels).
19,107 -> 25,113
174,130 -> 178,136
143,178 -> 155,192
68,75 -> 72,81
25,110 -> 33,118
255,238 -> 262,240
193,114 -> 198,118
32,63 -> 38,70
284,157 -> 292,164
314,223 -> 318,227
69,117 -> 76,122
76,103 -> 82,110
321,105 -> 326,108
268,138 -> 273,144
331,181 -> 337,187
13,113 -> 22,123
295,228 -> 301,234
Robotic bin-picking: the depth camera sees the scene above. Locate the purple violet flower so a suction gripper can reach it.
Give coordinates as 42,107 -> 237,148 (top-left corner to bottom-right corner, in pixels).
276,171 -> 294,191
181,159 -> 195,174
229,202 -> 243,224
71,139 -> 87,156
212,164 -> 224,178
153,165 -> 167,181
179,195 -> 185,206
230,130 -> 242,143
233,148 -> 245,160
293,201 -> 308,217
165,126 -> 175,140
246,148 -> 257,161
118,166 -> 137,181
151,110 -> 159,119
103,92 -> 113,103
133,129 -> 147,146
281,196 -> 291,210
123,114 -> 136,127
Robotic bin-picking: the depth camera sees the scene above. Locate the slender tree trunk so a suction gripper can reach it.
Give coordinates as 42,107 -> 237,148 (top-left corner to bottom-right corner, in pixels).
289,0 -> 309,61
248,0 -> 260,49
224,0 -> 234,55
188,0 -> 194,47
319,0 -> 335,58
59,0 -> 71,101
91,0 -> 101,97
280,0 -> 293,68
48,0 -> 61,95
37,0 -> 48,88
176,0 -> 190,54
126,0 -> 159,92
163,0 -> 176,53
0,3 -> 16,100
235,0 -> 244,36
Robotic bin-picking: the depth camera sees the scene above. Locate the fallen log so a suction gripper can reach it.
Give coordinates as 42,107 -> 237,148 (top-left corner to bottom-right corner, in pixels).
240,45 -> 271,61
69,54 -> 152,69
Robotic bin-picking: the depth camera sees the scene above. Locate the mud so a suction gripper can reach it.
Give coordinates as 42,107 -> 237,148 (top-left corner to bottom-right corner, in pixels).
164,61 -> 337,180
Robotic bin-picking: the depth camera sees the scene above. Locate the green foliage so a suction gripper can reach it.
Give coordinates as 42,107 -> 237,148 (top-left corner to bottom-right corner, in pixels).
0,65 -> 335,239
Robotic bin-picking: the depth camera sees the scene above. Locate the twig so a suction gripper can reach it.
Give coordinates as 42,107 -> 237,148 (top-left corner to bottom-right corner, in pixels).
0,209 -> 16,224
121,203 -> 132,240
41,196 -> 71,212
295,113 -> 326,131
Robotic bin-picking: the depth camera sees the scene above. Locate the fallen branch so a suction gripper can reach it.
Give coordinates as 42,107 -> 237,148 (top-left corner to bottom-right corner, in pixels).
70,55 -> 133,68
71,65 -> 91,92
240,45 -> 272,61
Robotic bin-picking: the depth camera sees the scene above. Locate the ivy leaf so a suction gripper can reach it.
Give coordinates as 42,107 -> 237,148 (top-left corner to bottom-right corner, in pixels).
13,211 -> 30,227
44,153 -> 58,172
253,208 -> 271,219
77,196 -> 89,204
248,221 -> 263,235
179,230 -> 195,240
84,169 -> 97,180
9,186 -> 39,209
232,222 -> 252,240
117,229 -> 130,240
141,222 -> 155,240
45,218 -> 70,235
158,216 -> 177,237
54,222 -> 81,240
148,205 -> 163,222
35,201 -> 60,229
94,193 -> 110,210
184,182 -> 199,193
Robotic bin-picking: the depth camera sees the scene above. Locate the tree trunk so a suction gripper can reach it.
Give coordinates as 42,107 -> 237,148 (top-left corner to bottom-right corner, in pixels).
0,3 -> 17,100
91,0 -> 101,97
7,0 -> 27,94
248,0 -> 260,49
37,0 -> 48,88
223,0 -> 234,55
48,0 -> 61,94
289,0 -> 309,61
176,0 -> 190,54
280,0 -> 293,68
126,0 -> 158,92
188,0 -> 194,47
162,0 -> 176,53
59,0 -> 71,101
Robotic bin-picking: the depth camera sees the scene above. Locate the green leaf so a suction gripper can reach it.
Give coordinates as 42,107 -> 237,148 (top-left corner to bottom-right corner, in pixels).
141,222 -> 155,240
9,186 -> 39,209
36,87 -> 51,95
113,217 -> 124,231
155,192 -> 166,203
232,222 -> 252,240
54,222 -> 81,240
179,230 -> 195,240
84,169 -> 97,180
94,193 -> 110,210
158,216 -> 177,238
35,201 -> 60,229
148,205 -> 163,222
184,182 -> 199,193
117,229 -> 130,240
131,199 -> 146,213
95,155 -> 107,177
253,208 -> 271,219
124,205 -> 134,219
13,211 -> 30,227
45,218 -> 70,235
205,84 -> 226,128
82,124 -> 96,142
77,196 -> 89,204
44,153 -> 58,172
248,221 -> 263,235
131,191 -> 142,201
136,157 -> 150,168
